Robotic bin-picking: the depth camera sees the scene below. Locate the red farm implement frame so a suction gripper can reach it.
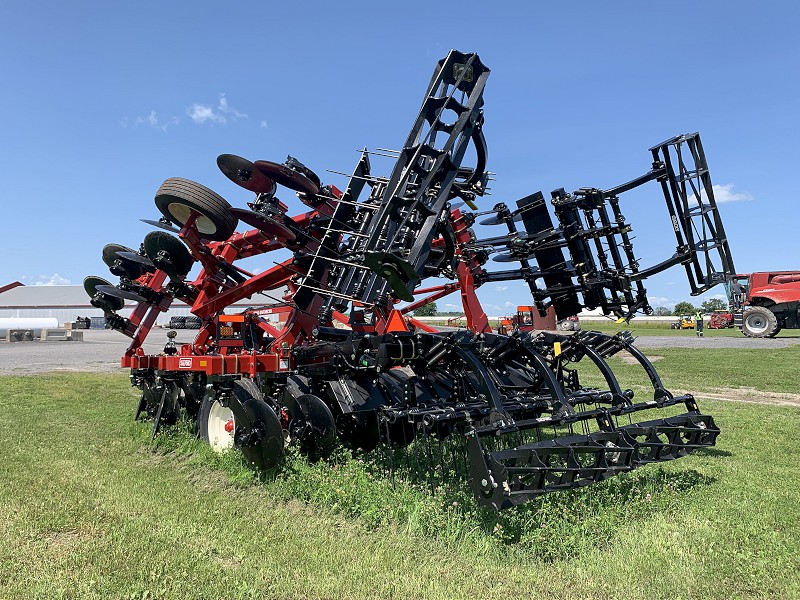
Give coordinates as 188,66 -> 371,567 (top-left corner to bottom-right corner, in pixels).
87,51 -> 731,510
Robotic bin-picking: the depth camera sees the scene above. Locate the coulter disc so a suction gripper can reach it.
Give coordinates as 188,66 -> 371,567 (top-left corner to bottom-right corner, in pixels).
240,398 -> 285,470
217,154 -> 277,195
83,276 -> 124,311
479,212 -> 523,226
143,231 -> 193,279
285,393 -> 337,458
254,160 -> 320,197
102,244 -> 149,279
95,284 -> 147,303
116,251 -> 156,269
140,218 -> 181,234
229,208 -> 296,242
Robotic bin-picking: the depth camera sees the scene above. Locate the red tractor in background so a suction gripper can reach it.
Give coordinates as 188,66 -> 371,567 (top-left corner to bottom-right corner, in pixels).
725,272 -> 800,338
496,306 -> 579,334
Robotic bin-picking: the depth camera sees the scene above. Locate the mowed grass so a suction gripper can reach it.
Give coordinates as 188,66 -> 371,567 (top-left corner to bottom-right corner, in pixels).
0,345 -> 799,599
573,345 -> 800,396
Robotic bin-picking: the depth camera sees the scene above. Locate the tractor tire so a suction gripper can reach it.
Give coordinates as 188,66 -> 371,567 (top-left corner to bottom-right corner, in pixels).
741,306 -> 779,338
155,178 -> 238,241
185,316 -> 202,329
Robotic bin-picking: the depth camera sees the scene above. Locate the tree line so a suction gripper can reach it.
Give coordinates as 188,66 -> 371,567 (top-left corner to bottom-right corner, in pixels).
652,298 -> 728,316
413,299 -> 729,317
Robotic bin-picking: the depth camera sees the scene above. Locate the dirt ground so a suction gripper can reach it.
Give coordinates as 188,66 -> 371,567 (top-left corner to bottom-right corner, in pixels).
681,387 -> 800,408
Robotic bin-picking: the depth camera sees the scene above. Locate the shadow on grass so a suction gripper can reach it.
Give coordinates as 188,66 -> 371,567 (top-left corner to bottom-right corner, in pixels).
692,447 -> 733,457
137,418 -> 718,561
472,467 -> 716,554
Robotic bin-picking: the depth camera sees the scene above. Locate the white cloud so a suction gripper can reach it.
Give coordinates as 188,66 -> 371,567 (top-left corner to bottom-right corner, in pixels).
187,103 -> 226,125
688,183 -> 752,206
122,94 -> 248,130
503,301 -> 515,308
33,273 -> 71,286
260,120 -> 268,129
698,293 -> 728,302
121,110 -> 178,131
217,94 -> 247,119
186,94 -> 247,125
494,285 -> 508,292
444,303 -> 458,309
647,296 -> 674,309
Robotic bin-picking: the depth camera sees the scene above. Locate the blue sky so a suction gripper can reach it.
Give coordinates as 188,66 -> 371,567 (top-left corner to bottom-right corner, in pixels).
1,1 -> 797,315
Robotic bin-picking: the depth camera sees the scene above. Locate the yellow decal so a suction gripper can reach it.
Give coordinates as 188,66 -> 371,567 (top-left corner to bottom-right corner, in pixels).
553,342 -> 561,356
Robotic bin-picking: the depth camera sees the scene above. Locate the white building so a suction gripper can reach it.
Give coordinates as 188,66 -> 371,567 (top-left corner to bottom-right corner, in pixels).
0,282 -> 281,327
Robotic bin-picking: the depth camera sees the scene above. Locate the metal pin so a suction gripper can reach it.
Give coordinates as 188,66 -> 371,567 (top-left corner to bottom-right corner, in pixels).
291,284 -> 373,305
324,197 -> 380,209
319,256 -> 370,269
357,150 -> 403,159
326,169 -> 388,183
324,228 -> 369,239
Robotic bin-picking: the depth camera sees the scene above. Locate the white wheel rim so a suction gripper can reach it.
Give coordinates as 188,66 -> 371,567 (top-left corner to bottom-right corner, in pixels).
207,400 -> 235,451
167,202 -> 217,235
746,313 -> 768,334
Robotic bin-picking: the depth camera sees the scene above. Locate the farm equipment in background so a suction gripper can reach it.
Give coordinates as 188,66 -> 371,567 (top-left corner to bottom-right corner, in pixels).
558,315 -> 581,332
496,306 -> 579,334
85,50 -> 731,510
497,306 -> 557,335
446,315 -> 466,327
670,315 -> 695,330
728,272 -> 800,337
707,310 -> 734,329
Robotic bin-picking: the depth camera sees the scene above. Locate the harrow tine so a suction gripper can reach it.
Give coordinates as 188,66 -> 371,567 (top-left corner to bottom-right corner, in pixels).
150,385 -> 168,440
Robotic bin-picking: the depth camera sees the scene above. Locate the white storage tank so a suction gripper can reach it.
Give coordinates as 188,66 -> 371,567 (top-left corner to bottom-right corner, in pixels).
0,317 -> 59,336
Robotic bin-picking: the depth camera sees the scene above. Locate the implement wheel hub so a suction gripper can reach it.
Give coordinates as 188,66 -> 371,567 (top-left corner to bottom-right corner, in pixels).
224,419 -> 235,433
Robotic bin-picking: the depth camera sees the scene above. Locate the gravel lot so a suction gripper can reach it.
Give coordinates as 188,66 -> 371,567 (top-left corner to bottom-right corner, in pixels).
1,328 -> 797,375
0,329 -> 198,375
627,334 -> 800,349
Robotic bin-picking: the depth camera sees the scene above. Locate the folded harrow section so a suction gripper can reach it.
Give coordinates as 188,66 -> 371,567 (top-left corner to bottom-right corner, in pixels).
284,329 -> 719,509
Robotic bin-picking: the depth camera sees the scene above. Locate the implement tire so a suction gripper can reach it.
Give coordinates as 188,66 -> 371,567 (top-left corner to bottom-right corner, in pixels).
197,379 -> 284,469
155,178 -> 238,241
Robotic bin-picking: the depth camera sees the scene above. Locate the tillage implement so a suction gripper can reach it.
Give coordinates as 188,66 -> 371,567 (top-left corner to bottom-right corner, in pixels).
87,51 -> 731,509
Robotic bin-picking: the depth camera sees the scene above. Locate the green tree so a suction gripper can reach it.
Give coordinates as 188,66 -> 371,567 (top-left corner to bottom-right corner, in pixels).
653,306 -> 672,316
413,302 -> 438,317
673,301 -> 695,316
701,298 -> 728,313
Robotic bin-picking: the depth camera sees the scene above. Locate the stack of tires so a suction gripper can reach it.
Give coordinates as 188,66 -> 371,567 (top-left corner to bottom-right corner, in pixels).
169,316 -> 186,329
185,316 -> 202,329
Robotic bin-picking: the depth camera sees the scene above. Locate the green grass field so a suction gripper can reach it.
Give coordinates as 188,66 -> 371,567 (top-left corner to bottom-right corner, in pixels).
1,346 -> 799,599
